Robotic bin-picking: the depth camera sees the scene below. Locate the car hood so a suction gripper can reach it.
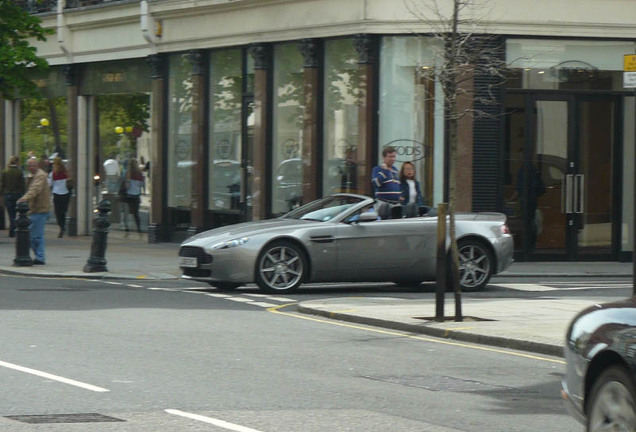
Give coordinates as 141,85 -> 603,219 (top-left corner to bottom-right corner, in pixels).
181,218 -> 317,246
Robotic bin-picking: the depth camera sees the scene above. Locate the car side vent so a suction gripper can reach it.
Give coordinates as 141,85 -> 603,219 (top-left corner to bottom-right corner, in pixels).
179,246 -> 212,264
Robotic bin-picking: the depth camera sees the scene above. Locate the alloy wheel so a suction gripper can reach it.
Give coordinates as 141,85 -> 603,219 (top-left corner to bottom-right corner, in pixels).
457,241 -> 492,292
256,243 -> 305,293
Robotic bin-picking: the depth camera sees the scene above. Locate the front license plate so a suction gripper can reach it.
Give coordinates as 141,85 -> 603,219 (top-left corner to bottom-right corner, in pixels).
179,257 -> 198,268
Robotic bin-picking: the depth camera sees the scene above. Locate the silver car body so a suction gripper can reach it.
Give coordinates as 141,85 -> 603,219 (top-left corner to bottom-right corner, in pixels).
179,194 -> 514,291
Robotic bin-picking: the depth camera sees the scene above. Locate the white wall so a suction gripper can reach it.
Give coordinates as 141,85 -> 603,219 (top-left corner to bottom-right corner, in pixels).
32,0 -> 636,66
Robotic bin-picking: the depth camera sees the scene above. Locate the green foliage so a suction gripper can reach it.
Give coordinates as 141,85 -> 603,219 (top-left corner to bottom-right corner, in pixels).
0,0 -> 53,99
97,93 -> 151,158
20,97 -> 68,161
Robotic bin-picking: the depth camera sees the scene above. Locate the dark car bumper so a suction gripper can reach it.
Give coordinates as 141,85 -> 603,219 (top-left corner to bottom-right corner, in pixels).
561,378 -> 586,425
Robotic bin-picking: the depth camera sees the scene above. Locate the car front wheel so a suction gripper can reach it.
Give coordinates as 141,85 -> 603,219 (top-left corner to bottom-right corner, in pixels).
587,365 -> 636,432
457,239 -> 493,292
255,241 -> 307,294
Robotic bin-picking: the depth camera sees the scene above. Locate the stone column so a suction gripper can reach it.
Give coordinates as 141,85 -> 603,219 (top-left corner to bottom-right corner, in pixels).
64,64 -> 79,236
250,44 -> 269,220
299,39 -> 320,204
187,50 -> 207,237
355,34 -> 377,197
147,54 -> 166,243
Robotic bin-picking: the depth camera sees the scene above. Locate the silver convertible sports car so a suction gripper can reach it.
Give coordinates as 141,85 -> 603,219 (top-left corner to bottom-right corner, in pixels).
178,194 -> 514,294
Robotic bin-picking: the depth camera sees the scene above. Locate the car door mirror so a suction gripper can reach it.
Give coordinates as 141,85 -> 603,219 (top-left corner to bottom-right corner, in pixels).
358,211 -> 379,223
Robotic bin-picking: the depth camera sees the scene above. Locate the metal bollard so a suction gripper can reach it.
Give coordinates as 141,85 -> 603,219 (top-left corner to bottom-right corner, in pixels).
83,200 -> 111,273
13,201 -> 32,267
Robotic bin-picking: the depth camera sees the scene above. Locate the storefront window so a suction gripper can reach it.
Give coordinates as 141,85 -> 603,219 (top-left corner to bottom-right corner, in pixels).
506,39 -> 636,90
208,49 -> 243,212
167,53 -> 194,208
323,38 -> 360,196
378,36 -> 442,206
272,43 -> 304,215
95,93 -> 150,181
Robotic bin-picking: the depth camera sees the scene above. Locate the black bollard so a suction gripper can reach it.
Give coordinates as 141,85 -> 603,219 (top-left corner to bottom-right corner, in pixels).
14,201 -> 32,267
83,200 -> 111,273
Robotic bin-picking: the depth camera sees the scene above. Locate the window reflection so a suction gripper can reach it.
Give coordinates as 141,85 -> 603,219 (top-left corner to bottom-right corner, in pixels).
167,53 -> 193,208
323,38 -> 360,196
209,49 -> 243,211
379,36 -> 439,205
272,43 -> 304,214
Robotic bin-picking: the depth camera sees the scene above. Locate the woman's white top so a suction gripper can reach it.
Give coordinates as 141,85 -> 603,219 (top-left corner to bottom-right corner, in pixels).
48,172 -> 69,195
406,179 -> 417,203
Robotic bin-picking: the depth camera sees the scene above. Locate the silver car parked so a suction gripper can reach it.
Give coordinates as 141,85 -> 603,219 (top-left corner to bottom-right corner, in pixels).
179,194 -> 514,294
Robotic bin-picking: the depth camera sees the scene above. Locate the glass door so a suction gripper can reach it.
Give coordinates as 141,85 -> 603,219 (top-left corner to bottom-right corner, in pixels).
505,93 -> 620,260
572,95 -> 619,258
530,98 -> 569,257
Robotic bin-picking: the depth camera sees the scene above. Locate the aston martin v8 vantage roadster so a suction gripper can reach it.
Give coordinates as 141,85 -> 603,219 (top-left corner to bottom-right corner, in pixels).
178,194 -> 514,293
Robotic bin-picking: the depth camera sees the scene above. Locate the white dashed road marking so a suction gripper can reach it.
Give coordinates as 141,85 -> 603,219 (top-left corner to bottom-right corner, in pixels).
141,285 -> 296,308
0,360 -> 109,392
245,294 -> 295,302
165,409 -> 265,432
492,281 -> 631,291
226,297 -> 255,303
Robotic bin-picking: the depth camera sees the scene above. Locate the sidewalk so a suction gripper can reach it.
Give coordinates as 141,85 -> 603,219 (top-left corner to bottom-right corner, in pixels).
0,226 -> 633,357
0,224 -> 179,280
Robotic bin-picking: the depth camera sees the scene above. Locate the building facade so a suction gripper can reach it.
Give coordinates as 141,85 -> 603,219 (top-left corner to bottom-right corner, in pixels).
3,0 -> 636,262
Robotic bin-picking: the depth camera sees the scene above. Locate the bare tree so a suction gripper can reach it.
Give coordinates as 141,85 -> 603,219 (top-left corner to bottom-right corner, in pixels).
406,0 -> 507,321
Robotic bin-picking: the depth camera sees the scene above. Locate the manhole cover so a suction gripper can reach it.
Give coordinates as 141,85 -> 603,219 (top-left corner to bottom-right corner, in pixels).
6,413 -> 125,424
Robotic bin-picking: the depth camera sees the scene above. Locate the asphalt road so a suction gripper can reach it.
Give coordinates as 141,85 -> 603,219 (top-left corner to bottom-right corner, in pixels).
0,274 -> 591,431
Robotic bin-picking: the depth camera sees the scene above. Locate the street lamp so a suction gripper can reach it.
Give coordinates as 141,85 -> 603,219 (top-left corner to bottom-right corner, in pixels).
40,118 -> 49,156
115,126 -> 133,158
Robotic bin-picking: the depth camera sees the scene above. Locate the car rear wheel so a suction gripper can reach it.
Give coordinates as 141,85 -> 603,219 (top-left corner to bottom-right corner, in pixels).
255,241 -> 307,294
207,282 -> 240,291
457,239 -> 493,292
587,365 -> 636,432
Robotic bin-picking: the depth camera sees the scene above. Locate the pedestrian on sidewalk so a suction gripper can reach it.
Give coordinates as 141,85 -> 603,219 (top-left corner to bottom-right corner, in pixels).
48,157 -> 72,238
122,158 -> 144,235
0,155 -> 26,237
18,158 -> 52,265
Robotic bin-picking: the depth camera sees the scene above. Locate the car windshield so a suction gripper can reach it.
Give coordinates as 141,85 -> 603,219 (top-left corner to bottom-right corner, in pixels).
283,195 -> 366,221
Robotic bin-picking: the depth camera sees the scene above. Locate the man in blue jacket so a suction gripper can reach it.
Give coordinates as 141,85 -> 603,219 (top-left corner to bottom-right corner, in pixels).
371,146 -> 402,203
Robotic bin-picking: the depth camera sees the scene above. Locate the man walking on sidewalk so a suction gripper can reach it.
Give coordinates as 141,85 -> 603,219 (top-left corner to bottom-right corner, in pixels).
18,158 -> 51,265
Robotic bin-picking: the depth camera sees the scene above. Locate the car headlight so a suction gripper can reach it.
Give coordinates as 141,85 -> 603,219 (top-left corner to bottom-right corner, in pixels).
210,237 -> 249,249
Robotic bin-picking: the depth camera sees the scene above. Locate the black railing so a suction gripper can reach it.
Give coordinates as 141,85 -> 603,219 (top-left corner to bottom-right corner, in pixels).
15,0 -> 57,14
64,0 -> 131,9
17,0 -> 134,14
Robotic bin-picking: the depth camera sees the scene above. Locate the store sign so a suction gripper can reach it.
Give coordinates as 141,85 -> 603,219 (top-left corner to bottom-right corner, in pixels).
102,72 -> 126,83
546,60 -> 598,83
384,139 -> 429,162
624,55 -> 636,88
624,72 -> 636,89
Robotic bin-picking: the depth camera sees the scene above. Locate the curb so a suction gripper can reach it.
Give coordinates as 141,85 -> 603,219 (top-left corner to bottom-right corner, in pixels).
296,303 -> 563,358
0,267 -> 180,281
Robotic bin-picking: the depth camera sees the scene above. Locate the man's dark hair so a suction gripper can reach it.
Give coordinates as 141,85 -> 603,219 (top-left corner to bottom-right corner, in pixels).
382,146 -> 397,157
